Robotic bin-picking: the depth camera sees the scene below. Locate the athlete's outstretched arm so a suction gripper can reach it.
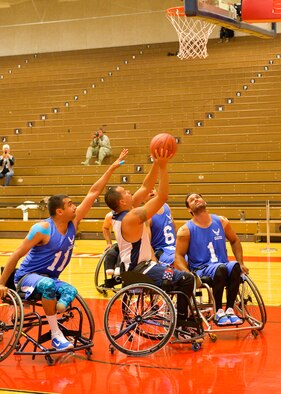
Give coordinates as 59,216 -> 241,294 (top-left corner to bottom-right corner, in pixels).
132,160 -> 159,208
75,149 -> 128,224
122,151 -> 170,242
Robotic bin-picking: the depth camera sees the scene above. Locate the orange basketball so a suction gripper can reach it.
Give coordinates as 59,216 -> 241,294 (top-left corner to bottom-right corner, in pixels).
149,133 -> 177,159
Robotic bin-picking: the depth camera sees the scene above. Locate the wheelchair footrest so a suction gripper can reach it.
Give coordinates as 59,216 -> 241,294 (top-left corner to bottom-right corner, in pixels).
104,277 -> 122,287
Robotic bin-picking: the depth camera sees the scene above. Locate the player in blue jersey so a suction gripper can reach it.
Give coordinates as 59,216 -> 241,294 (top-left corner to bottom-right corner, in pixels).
0,149 -> 128,350
175,193 -> 249,326
145,188 -> 176,266
104,150 -> 195,334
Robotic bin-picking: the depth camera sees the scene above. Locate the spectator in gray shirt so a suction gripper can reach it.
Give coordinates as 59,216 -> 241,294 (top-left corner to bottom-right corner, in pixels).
81,126 -> 112,165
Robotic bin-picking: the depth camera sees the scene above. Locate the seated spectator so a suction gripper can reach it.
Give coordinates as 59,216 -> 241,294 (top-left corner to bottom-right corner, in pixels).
0,144 -> 15,186
81,126 -> 112,166
219,27 -> 235,43
234,2 -> 242,20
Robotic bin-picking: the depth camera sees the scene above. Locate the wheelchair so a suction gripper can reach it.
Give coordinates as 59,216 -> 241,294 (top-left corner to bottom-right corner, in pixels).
103,271 -> 205,356
0,270 -> 95,365
94,244 -> 122,295
195,274 -> 267,341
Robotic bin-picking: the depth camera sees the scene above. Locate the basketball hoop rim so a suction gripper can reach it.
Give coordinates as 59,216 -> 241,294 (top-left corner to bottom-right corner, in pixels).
166,6 -> 186,17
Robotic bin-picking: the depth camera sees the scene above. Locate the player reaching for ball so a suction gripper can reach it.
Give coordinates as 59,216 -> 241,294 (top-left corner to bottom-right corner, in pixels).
104,134 -> 195,334
0,149 -> 128,351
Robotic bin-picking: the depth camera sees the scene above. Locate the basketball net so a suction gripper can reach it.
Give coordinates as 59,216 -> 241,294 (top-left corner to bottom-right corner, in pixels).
166,7 -> 216,60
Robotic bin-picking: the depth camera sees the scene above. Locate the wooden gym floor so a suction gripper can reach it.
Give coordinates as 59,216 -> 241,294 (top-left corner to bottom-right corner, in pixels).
0,239 -> 280,394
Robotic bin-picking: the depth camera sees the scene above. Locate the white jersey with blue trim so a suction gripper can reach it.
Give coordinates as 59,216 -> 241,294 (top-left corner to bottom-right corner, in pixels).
15,218 -> 76,281
112,210 -> 152,271
151,203 -> 176,251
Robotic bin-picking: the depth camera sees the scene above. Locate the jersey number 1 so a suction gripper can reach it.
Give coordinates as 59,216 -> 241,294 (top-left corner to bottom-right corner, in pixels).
207,242 -> 218,263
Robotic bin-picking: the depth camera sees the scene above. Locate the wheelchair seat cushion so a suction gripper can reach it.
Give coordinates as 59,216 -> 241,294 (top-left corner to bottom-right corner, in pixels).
121,271 -> 155,287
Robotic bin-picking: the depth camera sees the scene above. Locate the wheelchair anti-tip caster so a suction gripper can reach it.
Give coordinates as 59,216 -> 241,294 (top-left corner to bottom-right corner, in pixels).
192,342 -> 201,352
109,345 -> 115,354
45,354 -> 55,366
251,329 -> 259,338
209,333 -> 217,342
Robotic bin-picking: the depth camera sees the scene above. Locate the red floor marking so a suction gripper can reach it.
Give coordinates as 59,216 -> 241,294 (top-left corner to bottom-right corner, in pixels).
229,256 -> 281,263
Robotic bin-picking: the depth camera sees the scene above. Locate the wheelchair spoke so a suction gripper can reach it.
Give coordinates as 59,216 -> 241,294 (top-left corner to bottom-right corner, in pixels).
104,283 -> 176,356
113,321 -> 137,340
235,275 -> 266,330
0,290 -> 23,362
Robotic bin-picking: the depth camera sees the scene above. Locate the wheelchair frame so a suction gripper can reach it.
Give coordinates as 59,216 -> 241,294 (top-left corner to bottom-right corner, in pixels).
195,274 -> 267,340
0,289 -> 95,365
103,272 -> 205,356
103,271 -> 266,356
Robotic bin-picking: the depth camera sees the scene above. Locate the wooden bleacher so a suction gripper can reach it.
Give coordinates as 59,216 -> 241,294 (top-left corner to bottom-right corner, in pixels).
0,35 -> 281,240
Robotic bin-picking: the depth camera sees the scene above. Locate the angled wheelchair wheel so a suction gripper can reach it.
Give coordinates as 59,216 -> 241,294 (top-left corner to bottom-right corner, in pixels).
104,283 -> 176,356
234,275 -> 267,330
94,249 -> 109,294
94,248 -> 122,295
58,294 -> 95,347
0,289 -> 24,362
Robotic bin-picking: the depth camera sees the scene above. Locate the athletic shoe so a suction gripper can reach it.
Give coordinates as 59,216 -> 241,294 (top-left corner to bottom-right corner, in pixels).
225,307 -> 243,325
95,161 -> 101,165
51,335 -> 73,350
81,161 -> 89,166
215,309 -> 231,326
175,326 -> 204,343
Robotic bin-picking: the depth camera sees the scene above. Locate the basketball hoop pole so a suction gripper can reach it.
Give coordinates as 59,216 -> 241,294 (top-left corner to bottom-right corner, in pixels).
261,200 -> 277,253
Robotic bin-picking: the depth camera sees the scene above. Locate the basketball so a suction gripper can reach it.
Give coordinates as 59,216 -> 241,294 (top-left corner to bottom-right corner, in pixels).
149,133 -> 177,159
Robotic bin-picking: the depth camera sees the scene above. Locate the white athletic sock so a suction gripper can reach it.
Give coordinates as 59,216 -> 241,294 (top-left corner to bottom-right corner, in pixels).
46,314 -> 66,340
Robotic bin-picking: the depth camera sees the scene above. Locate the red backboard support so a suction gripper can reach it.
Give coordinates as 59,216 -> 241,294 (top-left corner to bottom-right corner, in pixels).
242,0 -> 281,22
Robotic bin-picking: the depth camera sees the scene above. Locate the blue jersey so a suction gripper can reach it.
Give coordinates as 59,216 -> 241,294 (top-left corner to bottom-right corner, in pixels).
186,214 -> 229,271
15,218 -> 76,281
151,204 -> 176,251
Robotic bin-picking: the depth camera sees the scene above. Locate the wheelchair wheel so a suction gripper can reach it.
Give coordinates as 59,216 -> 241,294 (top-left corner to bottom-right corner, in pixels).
104,283 -> 176,356
94,249 -> 109,294
94,248 -> 121,295
235,275 -> 267,330
58,294 -> 95,346
0,289 -> 24,362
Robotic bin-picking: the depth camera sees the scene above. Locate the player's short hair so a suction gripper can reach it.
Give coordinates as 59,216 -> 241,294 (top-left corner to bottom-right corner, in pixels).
105,187 -> 122,211
48,194 -> 68,216
185,193 -> 203,209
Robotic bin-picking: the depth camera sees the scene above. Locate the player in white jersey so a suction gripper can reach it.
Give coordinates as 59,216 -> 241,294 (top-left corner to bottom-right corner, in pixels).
104,149 -> 195,330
